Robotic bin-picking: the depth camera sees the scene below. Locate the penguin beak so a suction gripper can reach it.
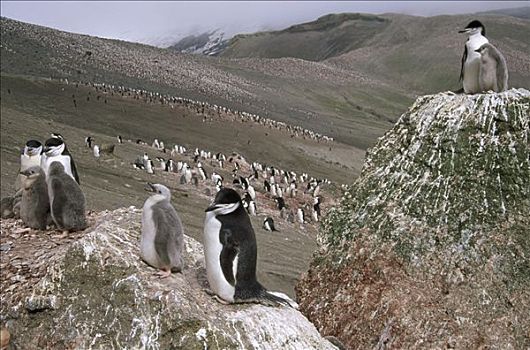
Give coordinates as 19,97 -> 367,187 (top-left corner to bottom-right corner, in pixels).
42,146 -> 50,153
144,182 -> 156,192
458,28 -> 471,34
205,203 -> 219,212
20,170 -> 31,176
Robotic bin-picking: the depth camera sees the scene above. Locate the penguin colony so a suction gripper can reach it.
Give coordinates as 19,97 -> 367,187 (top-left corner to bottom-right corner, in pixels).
459,20 -> 509,94
2,127 -> 330,308
61,79 -> 334,143
2,19 -> 510,310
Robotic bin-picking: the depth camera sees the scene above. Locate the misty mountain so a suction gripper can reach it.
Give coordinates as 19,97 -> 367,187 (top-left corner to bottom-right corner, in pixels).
167,30 -> 229,56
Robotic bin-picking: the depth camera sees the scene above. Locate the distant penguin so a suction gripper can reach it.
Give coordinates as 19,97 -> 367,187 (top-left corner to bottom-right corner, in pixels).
184,165 -> 192,183
16,140 -> 43,191
199,167 -> 208,181
275,197 -> 286,211
19,166 -> 49,230
247,185 -> 256,201
85,136 -> 93,148
203,188 -> 297,307
248,200 -> 257,216
117,135 -> 123,144
41,137 -> 80,184
93,145 -> 100,158
146,159 -> 155,174
312,196 -> 322,222
141,183 -> 184,277
264,180 -> 271,192
263,217 -> 276,232
47,162 -> 86,232
459,20 -> 489,94
212,172 -> 223,185
297,208 -> 305,224
475,43 -> 509,92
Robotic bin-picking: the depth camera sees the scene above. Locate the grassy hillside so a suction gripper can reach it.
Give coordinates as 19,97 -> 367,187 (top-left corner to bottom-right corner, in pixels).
1,74 -> 361,297
0,17 -> 411,150
221,13 -> 390,60
218,12 -> 530,94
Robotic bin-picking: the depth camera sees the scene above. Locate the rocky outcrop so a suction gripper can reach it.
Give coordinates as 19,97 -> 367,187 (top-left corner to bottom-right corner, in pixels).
1,208 -> 337,349
296,89 -> 530,349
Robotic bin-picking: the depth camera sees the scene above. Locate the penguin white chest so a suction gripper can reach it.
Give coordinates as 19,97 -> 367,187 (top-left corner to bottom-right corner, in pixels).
463,36 -> 489,94
140,199 -> 161,267
20,154 -> 42,171
203,212 -> 235,302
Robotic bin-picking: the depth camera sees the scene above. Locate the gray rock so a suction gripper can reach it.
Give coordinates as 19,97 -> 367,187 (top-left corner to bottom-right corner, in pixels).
297,89 -> 530,349
3,207 -> 336,349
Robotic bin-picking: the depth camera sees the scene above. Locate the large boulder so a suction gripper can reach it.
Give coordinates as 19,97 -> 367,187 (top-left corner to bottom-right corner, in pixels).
1,208 -> 337,349
296,89 -> 530,349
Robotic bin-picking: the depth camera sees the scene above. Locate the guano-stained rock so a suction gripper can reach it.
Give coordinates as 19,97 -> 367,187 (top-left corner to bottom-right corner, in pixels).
1,208 -> 337,349
297,89 -> 530,349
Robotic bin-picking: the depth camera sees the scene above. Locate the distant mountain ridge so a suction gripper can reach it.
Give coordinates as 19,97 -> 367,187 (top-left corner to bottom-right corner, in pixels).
168,30 -> 229,55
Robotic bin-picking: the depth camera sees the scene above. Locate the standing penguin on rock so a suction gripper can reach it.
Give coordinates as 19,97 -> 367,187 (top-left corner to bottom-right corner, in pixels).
141,183 -> 184,277
47,161 -> 86,233
459,20 -> 489,94
19,166 -> 50,230
203,188 -> 297,307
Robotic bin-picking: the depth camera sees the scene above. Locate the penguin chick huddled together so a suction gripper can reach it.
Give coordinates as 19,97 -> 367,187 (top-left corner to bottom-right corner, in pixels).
141,183 -> 184,278
47,161 -> 87,232
203,188 -> 297,308
19,166 -> 50,230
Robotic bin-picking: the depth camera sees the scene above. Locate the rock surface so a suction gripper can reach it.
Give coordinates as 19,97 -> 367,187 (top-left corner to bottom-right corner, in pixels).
296,89 -> 530,349
1,208 -> 336,349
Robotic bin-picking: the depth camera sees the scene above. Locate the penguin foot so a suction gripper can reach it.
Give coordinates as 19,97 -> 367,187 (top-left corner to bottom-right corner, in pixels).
156,269 -> 172,279
203,289 -> 231,305
55,230 -> 69,239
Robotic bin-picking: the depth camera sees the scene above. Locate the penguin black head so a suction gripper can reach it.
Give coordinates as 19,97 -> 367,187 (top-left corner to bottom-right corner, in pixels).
23,140 -> 43,156
43,137 -> 66,155
205,188 -> 242,214
26,140 -> 42,148
459,20 -> 486,36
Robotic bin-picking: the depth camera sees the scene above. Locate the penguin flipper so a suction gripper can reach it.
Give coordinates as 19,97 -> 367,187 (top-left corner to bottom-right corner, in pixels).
219,228 -> 238,286
459,45 -> 467,82
70,159 -> 80,184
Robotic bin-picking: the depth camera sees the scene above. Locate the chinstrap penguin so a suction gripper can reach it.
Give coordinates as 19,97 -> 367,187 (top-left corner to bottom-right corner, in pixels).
203,188 -> 297,307
141,183 -> 184,277
459,20 -> 489,94
41,137 -> 80,184
263,217 -> 276,232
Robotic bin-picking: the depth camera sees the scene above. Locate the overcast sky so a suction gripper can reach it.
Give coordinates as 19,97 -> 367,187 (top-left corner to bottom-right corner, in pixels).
1,1 -> 527,46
